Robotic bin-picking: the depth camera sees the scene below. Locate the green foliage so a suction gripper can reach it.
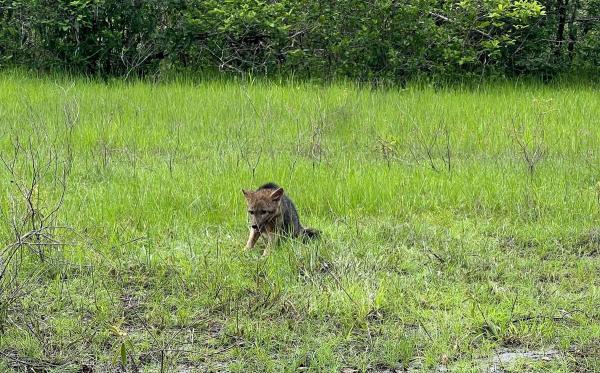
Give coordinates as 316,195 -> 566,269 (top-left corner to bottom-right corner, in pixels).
0,1 -> 597,81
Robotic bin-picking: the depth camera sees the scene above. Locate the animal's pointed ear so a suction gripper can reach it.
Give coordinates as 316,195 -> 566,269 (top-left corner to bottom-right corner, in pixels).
270,188 -> 284,202
242,189 -> 252,200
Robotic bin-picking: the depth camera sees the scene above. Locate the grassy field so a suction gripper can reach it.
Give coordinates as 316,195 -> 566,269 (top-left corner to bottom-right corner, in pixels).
0,72 -> 599,372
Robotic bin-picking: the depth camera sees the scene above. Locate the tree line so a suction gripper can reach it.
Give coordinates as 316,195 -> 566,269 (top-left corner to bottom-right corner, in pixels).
0,0 -> 598,81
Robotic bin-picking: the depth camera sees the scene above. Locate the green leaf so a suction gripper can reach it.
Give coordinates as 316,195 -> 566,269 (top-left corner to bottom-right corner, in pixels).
120,342 -> 127,367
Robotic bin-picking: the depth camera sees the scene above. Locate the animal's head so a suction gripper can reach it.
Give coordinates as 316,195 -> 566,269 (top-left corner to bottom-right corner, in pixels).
242,187 -> 284,232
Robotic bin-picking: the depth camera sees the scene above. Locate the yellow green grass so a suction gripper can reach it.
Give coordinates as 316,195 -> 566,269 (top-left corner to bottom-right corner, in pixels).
0,72 -> 599,372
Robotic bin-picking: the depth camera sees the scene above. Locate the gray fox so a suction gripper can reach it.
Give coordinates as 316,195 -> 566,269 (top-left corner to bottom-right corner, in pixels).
242,183 -> 319,256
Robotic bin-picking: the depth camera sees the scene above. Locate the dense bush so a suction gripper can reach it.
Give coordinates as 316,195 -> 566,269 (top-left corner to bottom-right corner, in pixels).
0,0 -> 597,81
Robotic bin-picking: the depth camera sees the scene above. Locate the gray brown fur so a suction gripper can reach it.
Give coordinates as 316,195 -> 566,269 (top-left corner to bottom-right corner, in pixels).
242,183 -> 319,256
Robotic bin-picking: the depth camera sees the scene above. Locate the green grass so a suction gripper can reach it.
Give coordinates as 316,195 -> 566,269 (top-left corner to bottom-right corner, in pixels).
0,71 -> 599,372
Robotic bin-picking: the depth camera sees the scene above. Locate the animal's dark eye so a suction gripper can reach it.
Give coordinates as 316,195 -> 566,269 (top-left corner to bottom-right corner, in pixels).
248,210 -> 255,215
258,210 -> 265,214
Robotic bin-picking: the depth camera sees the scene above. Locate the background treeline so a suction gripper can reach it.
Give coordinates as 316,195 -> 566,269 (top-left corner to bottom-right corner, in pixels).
0,0 -> 598,81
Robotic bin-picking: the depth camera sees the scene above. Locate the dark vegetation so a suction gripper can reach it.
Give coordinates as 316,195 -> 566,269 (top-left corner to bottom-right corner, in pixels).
1,0 -> 599,82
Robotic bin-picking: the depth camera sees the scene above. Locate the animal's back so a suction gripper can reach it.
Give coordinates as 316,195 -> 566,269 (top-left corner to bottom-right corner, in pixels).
258,182 -> 280,190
